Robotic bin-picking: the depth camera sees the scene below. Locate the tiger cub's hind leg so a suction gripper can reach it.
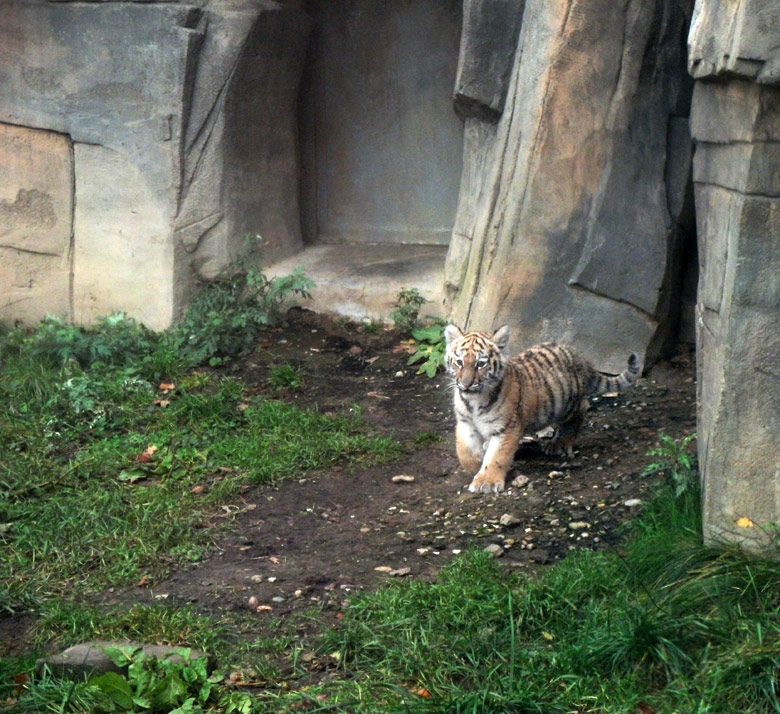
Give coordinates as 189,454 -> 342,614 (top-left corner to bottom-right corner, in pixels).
542,399 -> 589,458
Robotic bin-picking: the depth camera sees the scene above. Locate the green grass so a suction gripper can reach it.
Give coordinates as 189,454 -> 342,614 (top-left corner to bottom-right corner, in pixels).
4,311 -> 780,714
0,316 -> 401,615
246,440 -> 780,714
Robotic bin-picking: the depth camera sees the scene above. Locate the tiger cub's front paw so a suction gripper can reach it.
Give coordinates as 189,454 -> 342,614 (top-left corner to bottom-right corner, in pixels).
468,469 -> 506,494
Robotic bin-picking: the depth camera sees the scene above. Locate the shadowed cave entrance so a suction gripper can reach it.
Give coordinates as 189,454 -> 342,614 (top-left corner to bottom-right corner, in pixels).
266,0 -> 464,320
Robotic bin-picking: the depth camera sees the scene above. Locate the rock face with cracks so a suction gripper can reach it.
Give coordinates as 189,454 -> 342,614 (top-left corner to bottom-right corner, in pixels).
688,0 -> 780,549
0,0 -> 311,329
444,0 -> 695,373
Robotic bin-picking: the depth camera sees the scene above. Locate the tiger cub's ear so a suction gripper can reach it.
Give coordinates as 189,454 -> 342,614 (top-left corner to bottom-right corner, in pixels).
444,325 -> 463,345
492,325 -> 510,351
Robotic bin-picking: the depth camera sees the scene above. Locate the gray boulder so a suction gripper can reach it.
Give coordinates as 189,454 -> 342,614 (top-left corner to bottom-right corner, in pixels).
37,640 -> 214,681
444,0 -> 694,373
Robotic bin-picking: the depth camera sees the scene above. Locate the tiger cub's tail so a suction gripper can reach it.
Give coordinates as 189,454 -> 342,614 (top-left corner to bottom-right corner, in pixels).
593,353 -> 641,394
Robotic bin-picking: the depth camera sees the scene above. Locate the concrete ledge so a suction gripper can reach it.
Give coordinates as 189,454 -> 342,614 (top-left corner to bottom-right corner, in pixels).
264,243 -> 447,323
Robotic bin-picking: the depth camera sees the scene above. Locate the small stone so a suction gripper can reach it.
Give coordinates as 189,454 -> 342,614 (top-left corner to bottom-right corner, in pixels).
569,521 -> 589,530
248,596 -> 259,609
37,642 -> 214,680
511,474 -> 530,488
267,576 -> 277,583
250,575 -> 263,583
392,474 -> 415,483
484,543 -> 504,558
499,513 -> 521,527
548,470 -> 565,479
623,498 -> 643,508
389,567 -> 411,577
374,566 -> 393,573
394,370 -> 405,377
271,596 -> 285,603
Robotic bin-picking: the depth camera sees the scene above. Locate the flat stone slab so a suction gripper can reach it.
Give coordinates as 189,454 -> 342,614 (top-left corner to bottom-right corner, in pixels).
36,640 -> 213,681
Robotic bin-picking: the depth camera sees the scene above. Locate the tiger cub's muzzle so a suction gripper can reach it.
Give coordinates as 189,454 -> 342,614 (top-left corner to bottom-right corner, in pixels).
455,368 -> 484,393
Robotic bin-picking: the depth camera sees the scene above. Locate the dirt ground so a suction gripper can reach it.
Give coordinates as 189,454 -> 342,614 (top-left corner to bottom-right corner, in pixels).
121,309 -> 697,629
3,309 -> 697,660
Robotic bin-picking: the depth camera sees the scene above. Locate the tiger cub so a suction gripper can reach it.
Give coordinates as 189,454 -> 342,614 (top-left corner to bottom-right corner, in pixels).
444,325 -> 640,494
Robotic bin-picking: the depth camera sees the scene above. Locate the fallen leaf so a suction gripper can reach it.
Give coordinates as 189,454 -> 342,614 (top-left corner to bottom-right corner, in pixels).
136,445 -> 158,462
238,403 -> 250,411
542,631 -> 554,642
392,339 -> 417,355
636,702 -> 655,714
269,556 -> 281,565
13,673 -> 29,695
365,355 -> 380,364
374,566 -> 393,573
153,399 -> 170,408
191,485 -> 205,494
158,382 -> 176,393
256,605 -> 273,612
736,516 -> 756,528
415,688 -> 431,699
366,391 -> 390,400
137,575 -> 150,587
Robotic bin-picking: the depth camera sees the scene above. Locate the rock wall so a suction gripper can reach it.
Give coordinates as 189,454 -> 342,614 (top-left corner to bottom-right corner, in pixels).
299,0 -> 463,246
0,123 -> 73,323
689,0 -> 780,548
0,0 -> 310,329
444,0 -> 694,372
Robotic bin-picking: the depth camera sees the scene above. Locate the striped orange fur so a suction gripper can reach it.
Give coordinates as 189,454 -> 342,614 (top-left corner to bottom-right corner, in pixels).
444,325 -> 640,493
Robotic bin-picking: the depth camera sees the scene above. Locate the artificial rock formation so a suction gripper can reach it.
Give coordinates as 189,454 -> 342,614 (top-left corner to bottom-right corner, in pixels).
445,0 -> 694,373
689,0 -> 780,548
0,0 -> 309,329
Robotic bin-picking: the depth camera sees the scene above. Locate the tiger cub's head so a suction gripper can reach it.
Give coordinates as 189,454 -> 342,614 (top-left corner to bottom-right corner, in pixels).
444,325 -> 510,395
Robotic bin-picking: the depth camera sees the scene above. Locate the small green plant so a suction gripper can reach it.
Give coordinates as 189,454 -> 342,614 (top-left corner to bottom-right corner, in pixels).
642,432 -> 697,497
268,362 -> 302,391
173,266 -> 314,367
83,645 -> 249,714
390,287 -> 427,332
361,319 -> 384,335
413,431 -> 444,447
3,313 -> 159,372
407,323 -> 446,378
